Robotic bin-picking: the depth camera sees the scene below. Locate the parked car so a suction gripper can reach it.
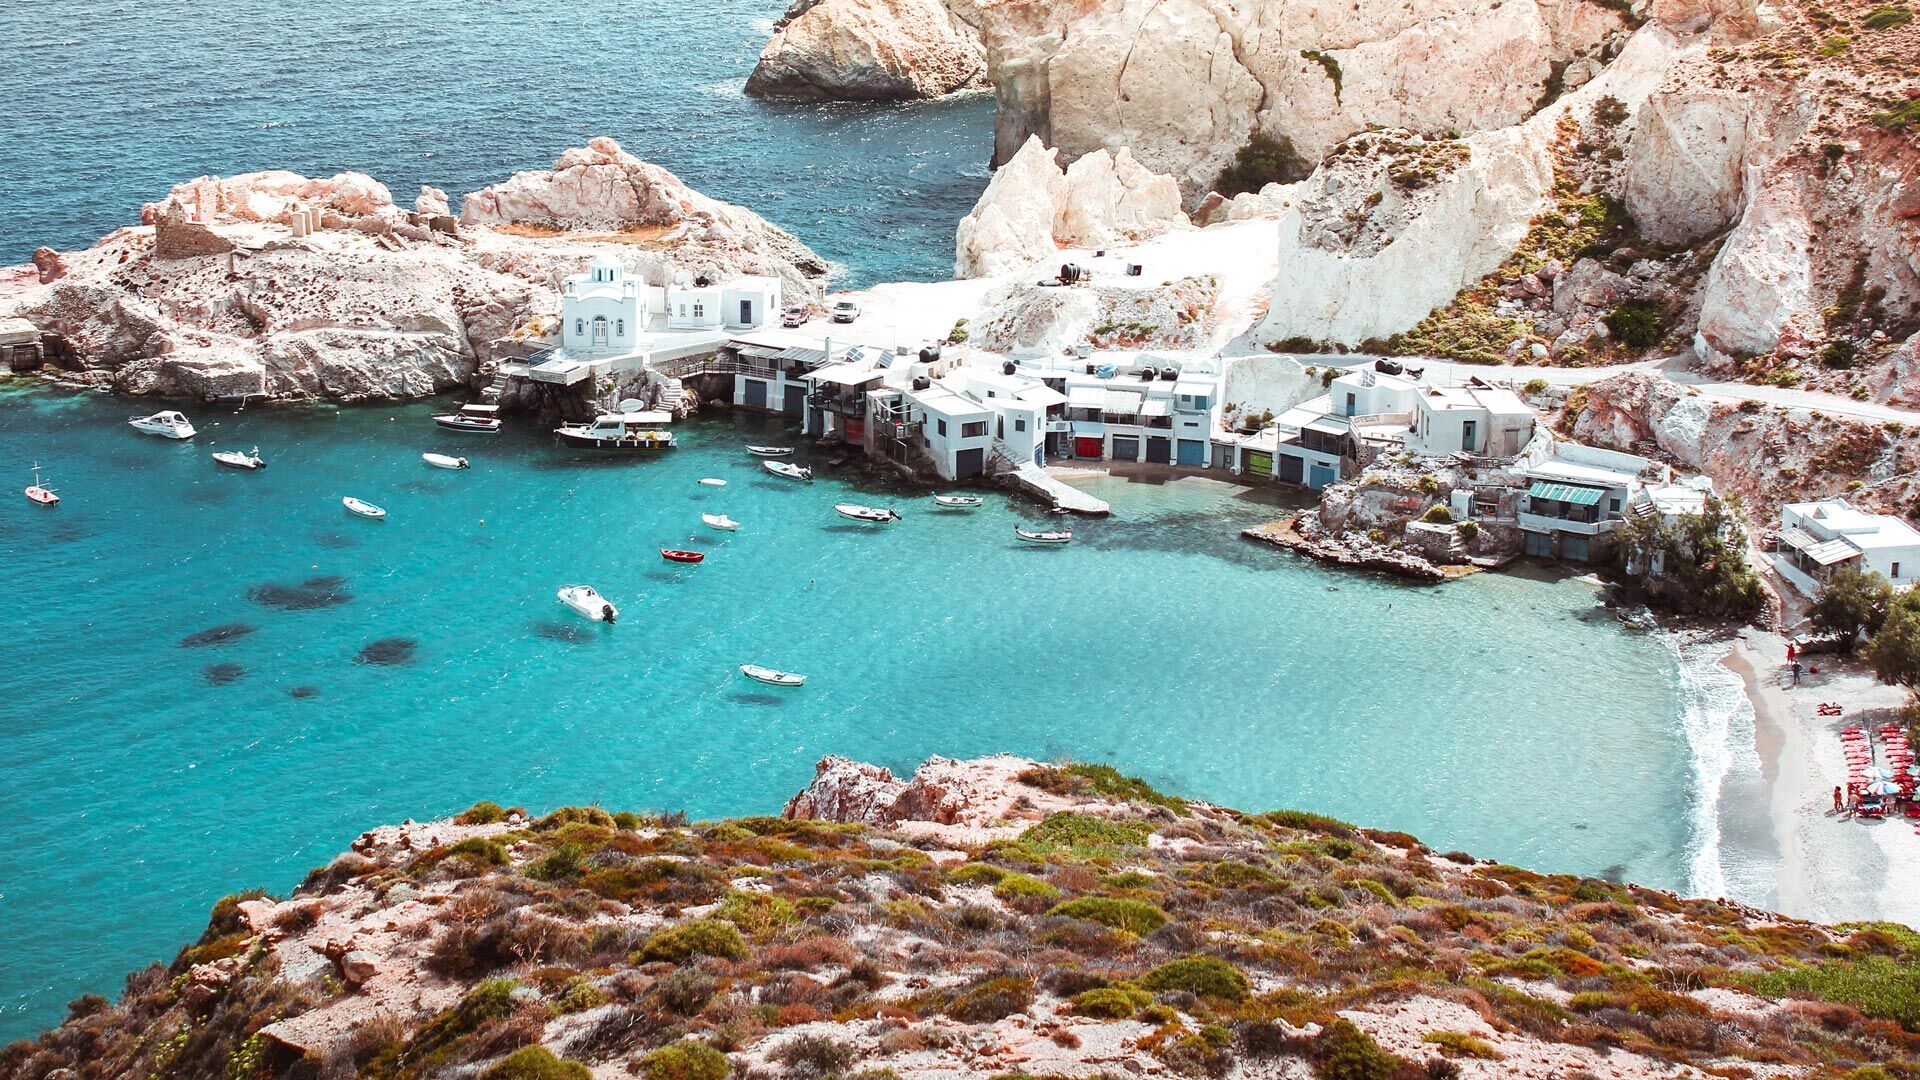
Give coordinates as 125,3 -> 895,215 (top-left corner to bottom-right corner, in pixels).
831,299 -> 861,323
780,304 -> 810,328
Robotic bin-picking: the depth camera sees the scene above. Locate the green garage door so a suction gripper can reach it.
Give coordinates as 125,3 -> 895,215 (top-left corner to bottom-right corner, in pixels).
1245,450 -> 1272,475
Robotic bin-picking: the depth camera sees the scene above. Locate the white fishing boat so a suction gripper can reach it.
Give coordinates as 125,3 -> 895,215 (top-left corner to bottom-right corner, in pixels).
24,462 -> 58,506
764,460 -> 812,481
932,493 -> 983,508
746,445 -> 793,457
702,513 -> 740,531
558,585 -> 617,623
129,411 -> 196,439
342,497 -> 387,520
698,477 -> 727,487
1014,525 -> 1072,544
740,664 -> 805,687
432,403 -> 502,433
554,411 -> 676,452
423,453 -> 469,470
835,503 -> 900,523
212,447 -> 265,470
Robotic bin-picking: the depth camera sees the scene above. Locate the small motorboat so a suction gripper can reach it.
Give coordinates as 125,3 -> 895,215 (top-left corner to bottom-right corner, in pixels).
558,585 -> 617,623
661,548 -> 706,563
423,453 -> 469,470
212,447 -> 265,470
835,503 -> 901,523
740,664 -> 806,687
433,403 -> 501,433
698,477 -> 727,487
702,513 -> 740,531
555,411 -> 675,451
932,493 -> 984,508
129,411 -> 196,439
24,462 -> 57,506
342,497 -> 387,520
1015,525 -> 1072,544
746,445 -> 794,457
765,461 -> 812,481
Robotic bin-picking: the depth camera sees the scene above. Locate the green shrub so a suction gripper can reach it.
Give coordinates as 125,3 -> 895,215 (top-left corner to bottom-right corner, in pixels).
1073,985 -> 1153,1018
948,976 -> 1035,1022
1311,1017 -> 1402,1080
946,862 -> 1006,885
1047,897 -> 1170,935
715,891 -> 796,939
1061,763 -> 1189,814
1823,339 -> 1859,369
1301,49 -> 1342,93
483,1047 -> 592,1080
1264,809 -> 1357,837
1873,96 -> 1920,131
640,1041 -> 730,1080
1456,520 -> 1480,541
1603,299 -> 1665,349
527,843 -> 584,881
1214,131 -> 1311,196
1422,1031 -> 1502,1059
455,801 -> 510,825
1746,955 -> 1920,1027
536,806 -> 615,831
1141,956 -> 1250,1002
1020,813 -> 1153,856
992,873 -> 1061,904
1863,6 -> 1913,30
637,919 -> 747,963
1420,505 -> 1454,524
448,836 -> 510,866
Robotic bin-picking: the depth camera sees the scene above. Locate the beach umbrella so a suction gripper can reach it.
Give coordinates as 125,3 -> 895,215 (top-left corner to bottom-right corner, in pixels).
1866,780 -> 1901,795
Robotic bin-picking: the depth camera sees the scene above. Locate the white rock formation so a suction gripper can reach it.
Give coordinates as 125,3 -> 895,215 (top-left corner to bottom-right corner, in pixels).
1622,86 -> 1750,244
1695,173 -> 1814,361
954,135 -> 1186,278
746,0 -> 986,99
415,185 -> 451,217
1255,21 -> 1688,347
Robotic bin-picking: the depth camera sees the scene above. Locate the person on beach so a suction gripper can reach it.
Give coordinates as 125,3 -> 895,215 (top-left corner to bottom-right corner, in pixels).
1787,641 -> 1797,662
1834,785 -> 1844,813
1791,660 -> 1802,685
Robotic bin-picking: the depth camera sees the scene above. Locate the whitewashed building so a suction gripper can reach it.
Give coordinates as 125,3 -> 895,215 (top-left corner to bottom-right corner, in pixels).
1515,437 -> 1654,562
1774,499 -> 1920,596
1406,384 -> 1535,458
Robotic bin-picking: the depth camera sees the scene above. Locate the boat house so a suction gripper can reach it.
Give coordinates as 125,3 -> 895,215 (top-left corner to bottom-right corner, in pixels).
1773,498 -> 1920,596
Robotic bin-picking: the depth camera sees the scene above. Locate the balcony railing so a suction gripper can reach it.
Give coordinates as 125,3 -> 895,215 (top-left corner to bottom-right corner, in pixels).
1519,512 -> 1622,537
1043,419 -> 1072,433
806,391 -> 866,416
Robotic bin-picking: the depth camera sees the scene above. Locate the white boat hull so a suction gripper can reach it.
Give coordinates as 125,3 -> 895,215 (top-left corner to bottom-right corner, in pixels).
835,504 -> 899,523
764,461 -> 812,481
933,494 -> 983,508
433,416 -> 500,433
342,497 -> 386,519
423,454 -> 469,470
558,586 -> 617,623
702,514 -> 739,531
746,445 -> 794,457
129,413 -> 196,439
740,664 -> 805,687
1015,527 -> 1071,544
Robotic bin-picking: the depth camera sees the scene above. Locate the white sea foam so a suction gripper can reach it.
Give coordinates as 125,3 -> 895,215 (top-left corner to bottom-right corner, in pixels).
1665,632 -> 1766,900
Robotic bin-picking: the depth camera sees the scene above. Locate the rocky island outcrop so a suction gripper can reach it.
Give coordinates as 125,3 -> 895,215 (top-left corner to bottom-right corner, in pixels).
746,0 -> 988,99
0,139 -> 825,402
7,754 -> 1917,1080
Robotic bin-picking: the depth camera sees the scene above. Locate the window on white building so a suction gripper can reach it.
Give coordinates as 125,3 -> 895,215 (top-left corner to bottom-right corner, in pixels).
1015,417 -> 1026,432
937,420 -> 947,436
575,319 -> 584,336
616,319 -> 624,336
1896,562 -> 1903,579
693,302 -> 704,318
963,421 -> 987,438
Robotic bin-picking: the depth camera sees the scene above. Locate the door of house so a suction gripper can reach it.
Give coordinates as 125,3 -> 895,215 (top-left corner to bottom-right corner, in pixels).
1461,419 -> 1477,452
1111,436 -> 1141,461
1277,454 -> 1303,484
740,299 -> 754,325
1562,534 -> 1590,562
592,317 -> 608,347
956,447 -> 985,479
1523,531 -> 1553,558
1246,450 -> 1273,476
1073,436 -> 1103,459
1177,439 -> 1206,466
1145,437 -> 1171,464
1308,463 -> 1338,490
783,384 -> 806,415
743,378 -> 768,409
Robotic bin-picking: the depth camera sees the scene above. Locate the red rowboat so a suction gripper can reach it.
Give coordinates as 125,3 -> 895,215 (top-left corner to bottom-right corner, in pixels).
661,548 -> 705,563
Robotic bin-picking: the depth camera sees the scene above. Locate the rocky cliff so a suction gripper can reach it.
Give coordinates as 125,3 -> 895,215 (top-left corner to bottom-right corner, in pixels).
7,754 -> 1919,1080
746,0 -> 988,99
0,140 -> 826,403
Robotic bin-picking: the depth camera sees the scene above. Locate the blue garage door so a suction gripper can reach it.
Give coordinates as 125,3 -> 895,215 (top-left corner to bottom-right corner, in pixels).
784,384 -> 806,415
1177,439 -> 1206,466
1308,462 -> 1338,490
1277,454 -> 1303,485
956,447 -> 985,479
1145,437 -> 1171,464
743,378 -> 768,408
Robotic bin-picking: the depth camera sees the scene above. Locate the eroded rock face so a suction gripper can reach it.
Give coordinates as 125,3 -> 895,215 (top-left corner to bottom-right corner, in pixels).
1696,175 -> 1814,362
746,0 -> 987,99
1623,86 -> 1750,244
954,135 -> 1186,277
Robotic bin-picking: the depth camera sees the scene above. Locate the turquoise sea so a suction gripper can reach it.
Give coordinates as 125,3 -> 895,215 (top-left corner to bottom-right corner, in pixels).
0,386 -> 1704,1038
0,0 -> 994,287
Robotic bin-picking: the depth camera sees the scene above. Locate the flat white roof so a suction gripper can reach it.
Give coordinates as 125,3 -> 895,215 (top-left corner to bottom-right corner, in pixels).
912,386 -> 992,419
1015,384 -> 1067,408
1525,459 -> 1637,488
807,360 -> 882,386
1067,385 -> 1106,408
1787,499 -> 1920,549
1172,380 -> 1214,396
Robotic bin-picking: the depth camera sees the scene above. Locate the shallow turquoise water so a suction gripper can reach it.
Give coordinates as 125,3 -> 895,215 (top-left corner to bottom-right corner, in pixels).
0,0 -> 993,287
0,386 -> 1697,1037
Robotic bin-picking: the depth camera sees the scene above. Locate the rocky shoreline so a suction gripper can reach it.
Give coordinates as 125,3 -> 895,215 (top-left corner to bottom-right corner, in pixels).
6,754 -> 1917,1080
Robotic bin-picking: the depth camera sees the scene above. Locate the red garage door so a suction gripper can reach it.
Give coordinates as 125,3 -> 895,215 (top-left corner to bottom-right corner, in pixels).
1074,437 -> 1104,459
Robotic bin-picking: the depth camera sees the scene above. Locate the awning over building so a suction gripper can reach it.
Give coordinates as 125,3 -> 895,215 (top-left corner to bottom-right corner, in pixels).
806,361 -> 882,386
1303,417 -> 1350,437
1140,399 -> 1171,418
1015,385 -> 1068,408
1173,381 -> 1212,397
1104,390 -> 1144,413
1804,538 -> 1863,566
1528,481 -> 1606,506
1067,386 -> 1107,409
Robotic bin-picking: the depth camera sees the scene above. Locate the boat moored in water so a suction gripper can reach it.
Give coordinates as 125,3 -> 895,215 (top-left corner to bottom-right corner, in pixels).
661,548 -> 706,563
740,664 -> 806,687
1015,525 -> 1072,544
433,403 -> 501,433
702,513 -> 739,531
698,477 -> 727,487
835,503 -> 900,523
342,497 -> 386,519
129,411 -> 196,439
746,445 -> 793,457
932,493 -> 983,508
764,461 -> 812,481
24,463 -> 58,506
555,411 -> 676,452
212,447 -> 265,470
423,453 -> 469,470
558,585 -> 617,623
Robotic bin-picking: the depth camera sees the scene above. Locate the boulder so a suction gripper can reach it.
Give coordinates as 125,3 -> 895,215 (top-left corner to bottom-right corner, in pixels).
1622,86 -> 1749,244
1552,258 -> 1631,318
337,950 -> 380,988
1695,175 -> 1812,360
153,199 -> 237,259
746,0 -> 986,100
954,136 -> 1187,277
1055,148 -> 1185,248
31,247 -> 65,284
415,186 -> 450,217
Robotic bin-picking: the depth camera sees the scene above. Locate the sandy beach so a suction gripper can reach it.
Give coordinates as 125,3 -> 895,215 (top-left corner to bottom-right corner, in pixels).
1726,629 -> 1920,927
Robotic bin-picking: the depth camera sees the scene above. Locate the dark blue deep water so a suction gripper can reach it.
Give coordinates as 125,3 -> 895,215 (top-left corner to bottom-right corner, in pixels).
0,0 -> 994,286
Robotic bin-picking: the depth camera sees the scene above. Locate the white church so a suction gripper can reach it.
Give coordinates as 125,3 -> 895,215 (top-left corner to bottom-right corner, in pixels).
559,256 -> 782,355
